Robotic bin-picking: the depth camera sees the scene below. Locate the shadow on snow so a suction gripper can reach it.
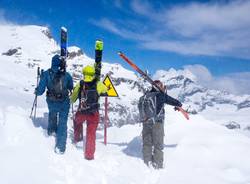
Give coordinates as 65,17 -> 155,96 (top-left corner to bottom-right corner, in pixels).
107,136 -> 178,160
31,112 -> 49,130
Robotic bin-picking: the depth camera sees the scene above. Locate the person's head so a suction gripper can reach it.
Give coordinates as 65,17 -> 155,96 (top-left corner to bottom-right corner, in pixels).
82,65 -> 95,82
51,54 -> 66,72
152,80 -> 167,92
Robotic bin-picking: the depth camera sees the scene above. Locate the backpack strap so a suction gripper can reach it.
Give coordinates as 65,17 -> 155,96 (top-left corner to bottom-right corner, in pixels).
78,79 -> 98,99
78,80 -> 85,100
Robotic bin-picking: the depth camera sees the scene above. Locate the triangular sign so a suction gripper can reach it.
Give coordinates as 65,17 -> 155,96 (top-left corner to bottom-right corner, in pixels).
103,75 -> 119,97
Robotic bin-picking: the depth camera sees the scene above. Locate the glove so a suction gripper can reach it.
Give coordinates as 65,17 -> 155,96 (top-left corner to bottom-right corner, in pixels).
34,87 -> 38,95
174,106 -> 179,111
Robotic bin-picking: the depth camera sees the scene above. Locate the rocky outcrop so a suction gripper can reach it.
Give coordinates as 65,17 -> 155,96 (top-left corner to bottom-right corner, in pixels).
2,47 -> 21,56
68,48 -> 84,59
41,28 -> 52,39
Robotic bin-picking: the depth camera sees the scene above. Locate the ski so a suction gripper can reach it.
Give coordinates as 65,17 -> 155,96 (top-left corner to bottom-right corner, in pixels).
95,39 -> 103,81
118,51 -> 189,120
95,39 -> 103,63
178,107 -> 189,120
94,40 -> 108,144
60,27 -> 67,58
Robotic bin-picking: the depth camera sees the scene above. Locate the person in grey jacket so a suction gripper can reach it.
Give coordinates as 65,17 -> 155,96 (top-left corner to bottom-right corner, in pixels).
138,80 -> 182,169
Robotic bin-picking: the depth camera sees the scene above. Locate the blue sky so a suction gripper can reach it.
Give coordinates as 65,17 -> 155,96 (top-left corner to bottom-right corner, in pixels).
0,0 -> 250,94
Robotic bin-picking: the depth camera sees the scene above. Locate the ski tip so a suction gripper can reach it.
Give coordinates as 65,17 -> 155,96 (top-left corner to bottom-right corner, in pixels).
176,107 -> 190,120
61,26 -> 67,32
95,40 -> 103,51
117,51 -> 123,55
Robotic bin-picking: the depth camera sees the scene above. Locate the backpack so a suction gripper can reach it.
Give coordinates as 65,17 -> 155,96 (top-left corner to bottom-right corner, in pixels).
78,80 -> 100,114
47,70 -> 66,101
138,92 -> 158,122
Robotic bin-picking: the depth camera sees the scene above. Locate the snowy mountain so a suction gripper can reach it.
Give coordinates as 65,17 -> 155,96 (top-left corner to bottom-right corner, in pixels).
1,24 -> 250,131
66,47 -> 250,133
153,69 -> 250,133
1,24 -> 250,184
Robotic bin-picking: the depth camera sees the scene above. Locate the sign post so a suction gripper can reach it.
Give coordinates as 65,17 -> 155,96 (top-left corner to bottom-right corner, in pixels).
103,75 -> 119,145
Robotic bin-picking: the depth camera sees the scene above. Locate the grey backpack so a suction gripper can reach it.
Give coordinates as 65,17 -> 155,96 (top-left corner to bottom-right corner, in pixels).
138,92 -> 158,122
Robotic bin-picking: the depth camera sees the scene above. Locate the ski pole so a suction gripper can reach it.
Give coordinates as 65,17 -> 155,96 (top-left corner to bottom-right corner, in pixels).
71,103 -> 74,119
30,96 -> 37,118
30,67 -> 40,119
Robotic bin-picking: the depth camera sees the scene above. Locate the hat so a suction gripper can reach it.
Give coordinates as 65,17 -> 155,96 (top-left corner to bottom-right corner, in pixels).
154,80 -> 163,85
51,54 -> 61,72
51,55 -> 61,67
82,65 -> 95,82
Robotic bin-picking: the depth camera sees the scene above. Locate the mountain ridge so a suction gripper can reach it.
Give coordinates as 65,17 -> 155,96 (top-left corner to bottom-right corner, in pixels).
1,24 -> 249,131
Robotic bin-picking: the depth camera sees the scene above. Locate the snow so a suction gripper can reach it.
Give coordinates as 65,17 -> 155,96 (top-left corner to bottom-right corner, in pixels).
61,26 -> 67,32
1,104 -> 250,184
67,46 -> 81,53
0,25 -> 57,65
1,23 -> 250,184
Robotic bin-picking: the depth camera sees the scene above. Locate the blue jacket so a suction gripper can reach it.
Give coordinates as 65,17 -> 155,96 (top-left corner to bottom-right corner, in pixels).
36,59 -> 73,101
36,70 -> 73,99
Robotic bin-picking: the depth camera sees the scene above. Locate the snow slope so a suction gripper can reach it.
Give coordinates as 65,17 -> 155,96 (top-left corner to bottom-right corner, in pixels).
1,24 -> 250,184
1,105 -> 250,184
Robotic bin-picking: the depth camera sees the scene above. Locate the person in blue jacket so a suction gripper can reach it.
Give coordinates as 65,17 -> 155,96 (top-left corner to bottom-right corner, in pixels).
36,54 -> 73,154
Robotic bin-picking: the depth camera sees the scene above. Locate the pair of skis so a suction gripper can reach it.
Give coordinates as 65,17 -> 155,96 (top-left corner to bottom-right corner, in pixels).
60,27 -> 67,73
118,52 -> 189,120
61,27 -> 108,144
94,40 -> 109,145
60,27 -> 67,58
93,40 -> 108,145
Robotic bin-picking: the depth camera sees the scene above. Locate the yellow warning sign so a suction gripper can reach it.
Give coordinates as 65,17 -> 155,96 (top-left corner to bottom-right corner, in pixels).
103,75 -> 119,97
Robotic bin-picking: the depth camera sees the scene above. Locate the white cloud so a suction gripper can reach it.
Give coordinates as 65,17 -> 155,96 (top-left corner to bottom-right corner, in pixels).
89,18 -> 158,42
162,0 -> 250,58
0,9 -> 17,26
130,0 -> 155,16
166,1 -> 250,37
217,72 -> 250,95
90,18 -> 124,36
93,0 -> 250,59
184,65 -> 212,82
184,64 -> 250,95
0,9 -> 9,25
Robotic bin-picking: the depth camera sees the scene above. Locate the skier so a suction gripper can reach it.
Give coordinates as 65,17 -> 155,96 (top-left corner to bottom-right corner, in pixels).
138,80 -> 182,169
35,54 -> 73,154
70,65 -> 107,160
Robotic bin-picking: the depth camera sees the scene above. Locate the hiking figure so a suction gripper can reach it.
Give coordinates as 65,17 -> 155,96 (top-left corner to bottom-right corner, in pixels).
71,65 -> 107,160
138,80 -> 182,169
35,54 -> 73,154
